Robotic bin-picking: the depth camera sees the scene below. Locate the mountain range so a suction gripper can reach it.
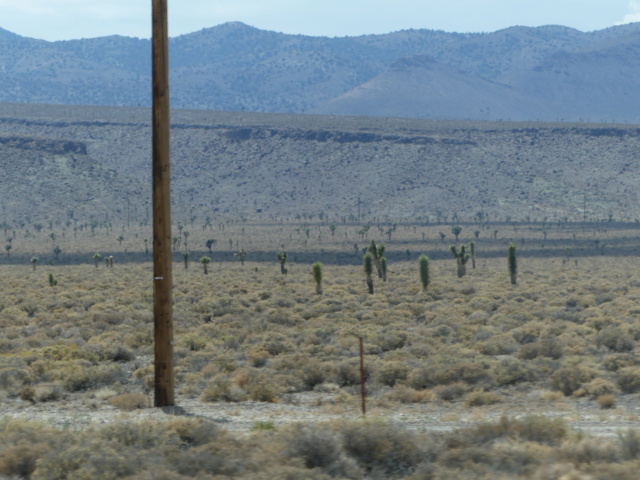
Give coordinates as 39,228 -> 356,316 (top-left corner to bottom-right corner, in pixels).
1,22 -> 640,122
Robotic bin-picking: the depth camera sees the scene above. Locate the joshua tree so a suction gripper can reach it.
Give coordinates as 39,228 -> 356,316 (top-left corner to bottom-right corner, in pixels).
367,240 -> 385,279
450,244 -> 470,278
469,241 -> 476,269
172,236 -> 181,252
93,252 -> 102,267
206,239 -> 217,254
200,256 -> 211,275
451,226 -> 462,242
235,249 -> 247,265
108,256 -> 114,268
31,256 -> 39,271
311,262 -> 323,294
418,254 -> 430,292
53,245 -> 62,260
182,251 -> 189,270
4,244 -> 10,256
508,243 -> 517,285
329,223 -> 336,237
381,256 -> 387,282
277,250 -> 288,275
48,273 -> 57,286
364,252 -> 374,294
117,235 -> 124,246
143,238 -> 149,256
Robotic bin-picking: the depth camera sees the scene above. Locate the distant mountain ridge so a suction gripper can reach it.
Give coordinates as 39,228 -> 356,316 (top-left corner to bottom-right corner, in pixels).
0,22 -> 639,122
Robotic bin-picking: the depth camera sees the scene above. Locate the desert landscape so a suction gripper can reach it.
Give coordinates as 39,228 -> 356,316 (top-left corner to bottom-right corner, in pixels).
2,212 -> 640,478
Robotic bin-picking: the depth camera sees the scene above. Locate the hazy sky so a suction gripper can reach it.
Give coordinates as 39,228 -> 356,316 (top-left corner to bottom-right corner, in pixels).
1,0 -> 639,41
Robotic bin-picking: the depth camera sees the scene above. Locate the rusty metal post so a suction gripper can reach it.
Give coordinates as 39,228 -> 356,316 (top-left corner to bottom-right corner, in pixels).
151,0 -> 174,407
359,336 -> 366,416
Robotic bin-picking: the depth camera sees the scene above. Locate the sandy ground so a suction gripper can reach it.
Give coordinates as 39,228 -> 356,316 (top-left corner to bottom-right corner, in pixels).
3,388 -> 640,438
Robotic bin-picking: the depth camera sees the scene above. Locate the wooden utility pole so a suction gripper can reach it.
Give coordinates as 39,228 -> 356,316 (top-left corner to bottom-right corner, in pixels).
151,0 -> 174,407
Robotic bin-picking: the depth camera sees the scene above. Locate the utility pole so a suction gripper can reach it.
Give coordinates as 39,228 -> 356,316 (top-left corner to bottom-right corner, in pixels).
151,0 -> 174,407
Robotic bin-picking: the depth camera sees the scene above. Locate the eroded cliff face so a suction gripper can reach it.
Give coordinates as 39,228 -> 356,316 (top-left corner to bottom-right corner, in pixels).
1,104 -> 639,224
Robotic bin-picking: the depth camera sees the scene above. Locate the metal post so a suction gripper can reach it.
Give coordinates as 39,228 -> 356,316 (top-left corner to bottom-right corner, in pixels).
151,0 -> 174,407
359,336 -> 366,416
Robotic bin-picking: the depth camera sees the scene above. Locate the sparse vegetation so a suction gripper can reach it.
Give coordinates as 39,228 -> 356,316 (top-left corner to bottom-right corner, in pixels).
1,217 -> 640,478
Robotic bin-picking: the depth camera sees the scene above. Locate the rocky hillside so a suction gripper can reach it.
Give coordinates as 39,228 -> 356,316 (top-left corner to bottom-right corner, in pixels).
1,23 -> 640,122
1,103 -> 639,226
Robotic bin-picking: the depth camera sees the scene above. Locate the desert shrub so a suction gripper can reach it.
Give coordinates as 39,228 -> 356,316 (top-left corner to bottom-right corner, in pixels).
385,384 -> 434,404
167,418 -> 222,447
597,394 -> 617,409
200,374 -> 248,402
518,337 -> 564,360
465,390 -> 502,407
616,367 -> 640,393
283,424 -> 361,479
596,326 -> 635,352
451,416 -> 567,448
33,440 -> 139,480
580,377 -> 620,398
109,392 -> 148,411
409,360 -> 491,390
434,382 -> 469,401
494,358 -> 539,386
180,334 -> 206,352
375,361 -> 410,387
246,375 -> 278,402
550,365 -> 597,396
246,347 -> 270,367
97,421 -> 173,449
340,419 -> 426,476
333,359 -> 369,387
477,334 -> 519,356
561,436 -> 619,464
375,329 -> 408,352
0,367 -> 33,393
603,354 -> 639,372
0,441 -> 51,478
171,437 -> 253,477
618,429 -> 640,460
301,360 -> 329,389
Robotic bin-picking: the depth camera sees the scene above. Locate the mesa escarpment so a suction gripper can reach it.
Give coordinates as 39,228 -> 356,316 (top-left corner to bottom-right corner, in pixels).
1,103 -> 639,224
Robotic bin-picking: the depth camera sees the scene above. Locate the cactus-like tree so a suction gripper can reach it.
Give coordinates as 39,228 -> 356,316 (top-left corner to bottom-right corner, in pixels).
53,245 -> 62,260
31,256 -> 39,271
381,256 -> 387,282
4,244 -> 10,256
311,262 -> 323,294
364,252 -> 374,294
200,256 -> 211,275
235,249 -> 247,265
48,273 -> 57,286
452,226 -> 462,242
469,241 -> 476,269
93,252 -> 102,267
450,244 -> 470,278
277,250 -> 288,275
418,254 -> 430,292
367,240 -> 385,279
508,243 -> 517,285
182,251 -> 189,270
143,238 -> 149,256
206,239 -> 217,254
117,235 -> 124,246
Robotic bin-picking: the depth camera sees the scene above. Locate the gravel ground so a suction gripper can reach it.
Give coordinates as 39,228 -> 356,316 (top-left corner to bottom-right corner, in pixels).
4,389 -> 640,437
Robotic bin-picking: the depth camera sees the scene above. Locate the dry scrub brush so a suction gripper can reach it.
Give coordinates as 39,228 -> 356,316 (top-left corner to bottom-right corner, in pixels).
1,251 -> 640,411
0,416 -> 639,479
